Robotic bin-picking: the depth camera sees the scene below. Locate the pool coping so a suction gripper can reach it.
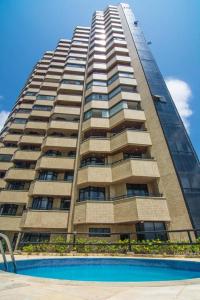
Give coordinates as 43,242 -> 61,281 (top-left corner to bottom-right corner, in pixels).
1,255 -> 200,287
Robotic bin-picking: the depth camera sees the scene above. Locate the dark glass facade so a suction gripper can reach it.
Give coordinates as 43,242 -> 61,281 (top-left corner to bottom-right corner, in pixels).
121,3 -> 200,231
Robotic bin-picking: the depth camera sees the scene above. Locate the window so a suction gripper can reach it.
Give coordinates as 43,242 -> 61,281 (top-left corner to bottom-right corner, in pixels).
33,105 -> 52,111
0,154 -> 12,162
22,233 -> 50,243
126,184 -> 149,197
13,118 -> 27,124
36,95 -> 55,101
65,63 -> 85,68
26,92 -> 37,96
80,156 -> 105,167
60,198 -> 71,210
79,186 -> 105,201
61,79 -> 83,85
0,204 -> 18,216
32,197 -> 53,210
7,181 -> 29,190
0,171 -> 5,178
38,171 -> 58,181
84,109 -> 109,120
20,145 -> 41,151
68,151 -> 76,157
45,150 -> 62,157
85,93 -> 108,103
64,171 -> 74,182
86,80 -> 107,89
136,222 -> 167,241
89,228 -> 111,237
15,161 -> 35,169
17,108 -> 31,114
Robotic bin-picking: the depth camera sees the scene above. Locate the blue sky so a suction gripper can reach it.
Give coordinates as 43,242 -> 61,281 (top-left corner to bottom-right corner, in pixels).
0,0 -> 199,157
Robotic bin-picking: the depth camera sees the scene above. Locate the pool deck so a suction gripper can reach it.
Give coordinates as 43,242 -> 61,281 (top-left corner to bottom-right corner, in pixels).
1,255 -> 200,300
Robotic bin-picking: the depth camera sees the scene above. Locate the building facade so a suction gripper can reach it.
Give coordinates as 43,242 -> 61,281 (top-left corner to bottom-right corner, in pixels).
0,3 -> 199,246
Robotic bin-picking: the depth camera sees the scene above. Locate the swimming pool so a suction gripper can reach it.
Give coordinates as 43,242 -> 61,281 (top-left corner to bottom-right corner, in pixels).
1,258 -> 200,282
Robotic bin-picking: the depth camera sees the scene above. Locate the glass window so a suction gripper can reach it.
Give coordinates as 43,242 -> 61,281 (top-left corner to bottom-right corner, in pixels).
64,171 -> 74,182
85,93 -> 108,103
61,79 -> 83,85
38,171 -> 58,181
60,198 -> 71,210
0,204 -> 18,216
0,154 -> 12,162
7,181 -> 29,190
13,118 -> 27,124
26,92 -> 37,96
79,186 -> 105,201
80,156 -> 105,167
89,228 -> 111,237
22,233 -> 50,243
36,95 -> 55,101
45,150 -> 62,157
33,105 -> 52,111
0,171 -> 5,178
65,63 -> 85,68
126,184 -> 149,197
32,197 -> 53,210
86,80 -> 107,89
136,222 -> 167,241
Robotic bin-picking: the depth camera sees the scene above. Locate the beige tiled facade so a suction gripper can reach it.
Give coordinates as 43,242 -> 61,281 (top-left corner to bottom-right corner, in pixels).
0,4 -> 195,246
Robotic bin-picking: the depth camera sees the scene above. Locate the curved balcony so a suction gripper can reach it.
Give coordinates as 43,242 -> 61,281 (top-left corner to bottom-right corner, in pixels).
0,215 -> 22,231
12,150 -> 41,161
80,129 -> 152,155
74,196 -> 170,224
0,190 -> 29,204
77,158 -> 159,186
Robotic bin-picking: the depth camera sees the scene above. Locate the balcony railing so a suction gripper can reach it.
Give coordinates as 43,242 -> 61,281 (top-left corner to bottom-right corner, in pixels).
77,193 -> 163,202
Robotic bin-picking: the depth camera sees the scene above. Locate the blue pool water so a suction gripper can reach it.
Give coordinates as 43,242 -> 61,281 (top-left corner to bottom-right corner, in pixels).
1,258 -> 200,282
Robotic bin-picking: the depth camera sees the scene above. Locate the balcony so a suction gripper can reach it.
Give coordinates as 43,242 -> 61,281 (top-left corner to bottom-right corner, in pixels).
77,166 -> 112,186
0,179 -> 6,189
36,156 -> 75,170
0,147 -> 17,155
30,110 -> 51,118
58,83 -> 83,93
19,135 -> 44,145
0,215 -> 22,231
42,136 -> 77,150
5,168 -> 36,181
25,121 -> 48,131
12,150 -> 41,161
9,123 -> 26,131
0,162 -> 13,171
21,210 -> 69,229
29,180 -> 72,196
114,196 -> 170,223
77,158 -> 159,185
48,120 -> 78,131
80,130 -> 152,155
56,94 -> 82,104
53,106 -> 81,115
82,109 -> 146,132
112,159 -> 160,182
74,196 -> 170,224
110,130 -> 152,152
0,190 -> 29,204
3,134 -> 21,143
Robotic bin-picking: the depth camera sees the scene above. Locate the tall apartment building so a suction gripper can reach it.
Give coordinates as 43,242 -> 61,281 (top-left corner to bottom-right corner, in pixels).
0,3 -> 199,246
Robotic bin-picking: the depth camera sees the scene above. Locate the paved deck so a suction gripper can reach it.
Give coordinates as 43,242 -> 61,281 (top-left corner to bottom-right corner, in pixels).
0,255 -> 200,300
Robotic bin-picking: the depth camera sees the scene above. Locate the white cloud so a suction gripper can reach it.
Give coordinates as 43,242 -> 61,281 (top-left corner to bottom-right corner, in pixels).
165,78 -> 193,132
0,111 -> 10,130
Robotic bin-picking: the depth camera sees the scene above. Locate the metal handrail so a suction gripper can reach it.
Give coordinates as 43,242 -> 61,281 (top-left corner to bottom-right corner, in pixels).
0,233 -> 17,273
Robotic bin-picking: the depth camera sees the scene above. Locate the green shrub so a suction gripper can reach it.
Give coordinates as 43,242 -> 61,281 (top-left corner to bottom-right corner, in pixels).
21,237 -> 200,255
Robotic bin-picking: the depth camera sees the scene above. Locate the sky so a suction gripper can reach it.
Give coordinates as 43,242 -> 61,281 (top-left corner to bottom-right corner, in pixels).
0,0 -> 199,157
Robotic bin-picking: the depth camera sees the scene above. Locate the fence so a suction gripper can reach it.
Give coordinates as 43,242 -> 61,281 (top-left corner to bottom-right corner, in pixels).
17,228 -> 200,253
